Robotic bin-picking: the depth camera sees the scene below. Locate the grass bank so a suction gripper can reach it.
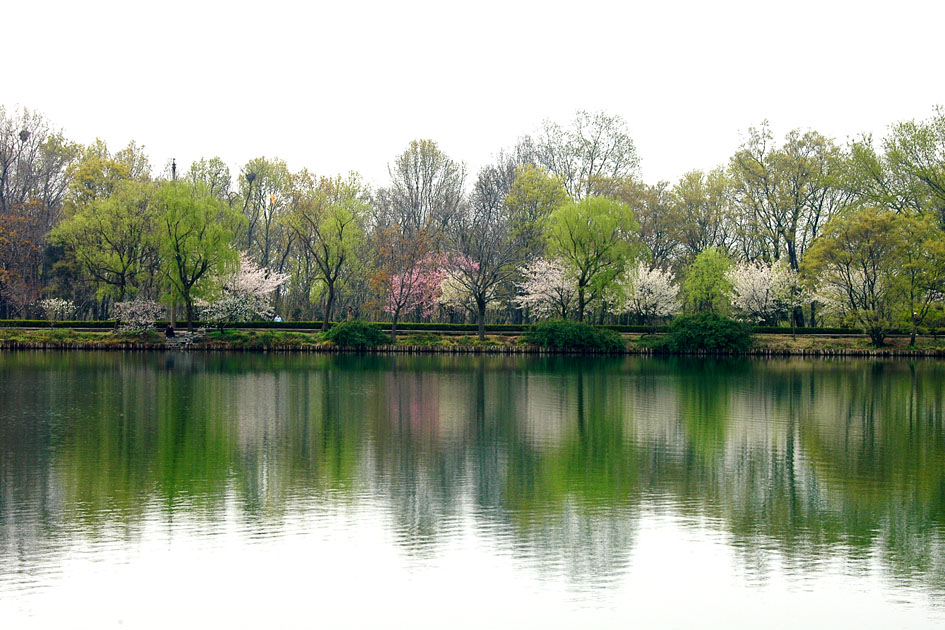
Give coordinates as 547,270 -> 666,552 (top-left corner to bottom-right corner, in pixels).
2,327 -> 945,356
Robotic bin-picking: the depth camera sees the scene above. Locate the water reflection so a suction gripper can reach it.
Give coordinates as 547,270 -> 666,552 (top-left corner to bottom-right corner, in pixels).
1,352 -> 945,622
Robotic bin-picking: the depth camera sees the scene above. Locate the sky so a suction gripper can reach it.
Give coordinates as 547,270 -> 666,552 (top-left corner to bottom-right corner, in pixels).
4,0 -> 944,189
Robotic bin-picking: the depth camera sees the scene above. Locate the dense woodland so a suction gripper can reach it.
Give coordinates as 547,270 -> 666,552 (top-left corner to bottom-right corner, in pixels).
2,106 -> 945,343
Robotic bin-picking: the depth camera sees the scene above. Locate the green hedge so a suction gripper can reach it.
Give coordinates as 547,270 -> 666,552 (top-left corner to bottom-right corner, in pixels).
523,320 -> 626,352
662,314 -> 753,353
322,321 -> 390,348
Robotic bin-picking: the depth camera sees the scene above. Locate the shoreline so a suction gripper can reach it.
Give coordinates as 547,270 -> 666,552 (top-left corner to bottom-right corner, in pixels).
2,331 -> 945,357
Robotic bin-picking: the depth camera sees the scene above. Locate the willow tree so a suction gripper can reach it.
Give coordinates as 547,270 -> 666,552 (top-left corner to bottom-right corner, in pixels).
545,196 -> 639,321
155,181 -> 244,330
51,179 -> 159,303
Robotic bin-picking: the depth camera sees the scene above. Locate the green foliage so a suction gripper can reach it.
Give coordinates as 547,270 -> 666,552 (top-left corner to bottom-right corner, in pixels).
682,247 -> 732,315
524,320 -> 625,352
662,313 -> 752,353
52,179 -> 158,301
804,207 -> 916,346
546,196 -> 640,321
154,181 -> 244,328
322,320 -> 390,348
506,164 -> 570,257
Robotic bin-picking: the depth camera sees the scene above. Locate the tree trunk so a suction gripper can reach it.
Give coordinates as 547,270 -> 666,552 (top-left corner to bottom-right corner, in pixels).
185,296 -> 195,332
477,298 -> 486,341
391,311 -> 400,343
322,283 -> 335,332
577,286 -> 586,322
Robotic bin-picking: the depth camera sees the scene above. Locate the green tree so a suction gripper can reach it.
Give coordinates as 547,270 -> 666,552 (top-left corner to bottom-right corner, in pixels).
896,213 -> 945,345
681,247 -> 733,315
505,164 -> 569,258
154,181 -> 244,330
803,207 -> 909,346
545,196 -> 639,321
51,180 -> 158,303
289,173 -> 369,330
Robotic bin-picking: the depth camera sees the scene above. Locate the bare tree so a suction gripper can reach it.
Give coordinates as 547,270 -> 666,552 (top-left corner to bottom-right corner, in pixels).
446,155 -> 523,339
378,139 -> 466,237
518,110 -> 639,199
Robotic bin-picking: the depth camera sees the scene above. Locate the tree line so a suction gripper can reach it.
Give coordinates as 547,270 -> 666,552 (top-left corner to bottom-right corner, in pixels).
2,106 -> 944,343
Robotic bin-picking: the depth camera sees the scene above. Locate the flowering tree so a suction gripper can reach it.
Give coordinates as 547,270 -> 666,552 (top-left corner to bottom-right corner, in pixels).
726,260 -> 801,324
114,299 -> 164,333
513,258 -> 576,319
379,249 -> 447,341
613,262 -> 680,324
201,251 -> 288,328
38,297 -> 75,325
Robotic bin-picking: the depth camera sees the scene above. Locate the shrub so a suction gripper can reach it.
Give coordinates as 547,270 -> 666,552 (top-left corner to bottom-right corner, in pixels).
524,320 -> 625,352
322,320 -> 390,348
663,313 -> 752,353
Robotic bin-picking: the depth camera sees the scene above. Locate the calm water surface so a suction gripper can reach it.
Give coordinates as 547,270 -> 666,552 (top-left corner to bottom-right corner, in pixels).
1,352 -> 944,628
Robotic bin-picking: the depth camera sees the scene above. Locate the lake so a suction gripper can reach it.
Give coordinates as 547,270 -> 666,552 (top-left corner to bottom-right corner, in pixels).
1,352 -> 944,628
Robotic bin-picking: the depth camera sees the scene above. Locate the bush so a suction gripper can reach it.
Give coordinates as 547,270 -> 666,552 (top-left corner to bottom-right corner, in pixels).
524,320 -> 625,352
663,313 -> 752,353
322,320 -> 390,348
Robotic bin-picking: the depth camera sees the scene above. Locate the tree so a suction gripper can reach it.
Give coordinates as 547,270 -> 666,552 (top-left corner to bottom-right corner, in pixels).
519,110 -> 639,199
51,180 -> 158,303
446,158 -> 523,339
154,181 -> 244,330
513,257 -> 576,319
726,260 -> 800,325
377,139 -> 465,237
730,124 -> 851,274
881,108 -> 945,223
377,248 -> 445,341
681,247 -> 733,315
237,156 -> 289,267
545,196 -> 639,321
897,213 -> 945,345
201,251 -> 288,328
0,201 -> 47,317
672,169 -> 734,264
592,177 -> 679,270
803,207 -> 909,346
114,299 -> 164,333
612,261 -> 680,324
289,174 -> 369,330
187,157 -> 232,202
0,106 -> 79,218
505,164 -> 569,259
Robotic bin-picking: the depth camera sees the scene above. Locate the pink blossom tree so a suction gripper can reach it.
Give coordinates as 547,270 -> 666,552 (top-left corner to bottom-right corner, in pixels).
381,252 -> 447,341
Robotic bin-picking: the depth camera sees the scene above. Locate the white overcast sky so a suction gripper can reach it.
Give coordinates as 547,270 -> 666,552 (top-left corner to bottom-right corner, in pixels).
4,0 -> 943,188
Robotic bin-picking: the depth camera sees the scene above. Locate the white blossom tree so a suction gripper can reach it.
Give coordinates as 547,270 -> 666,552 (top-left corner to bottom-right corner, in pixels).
612,262 -> 680,324
726,260 -> 802,324
38,298 -> 74,325
513,258 -> 576,319
201,251 -> 288,328
114,299 -> 164,333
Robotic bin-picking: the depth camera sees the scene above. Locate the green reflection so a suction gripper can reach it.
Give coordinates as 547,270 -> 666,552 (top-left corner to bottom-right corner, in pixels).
1,351 -> 944,593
